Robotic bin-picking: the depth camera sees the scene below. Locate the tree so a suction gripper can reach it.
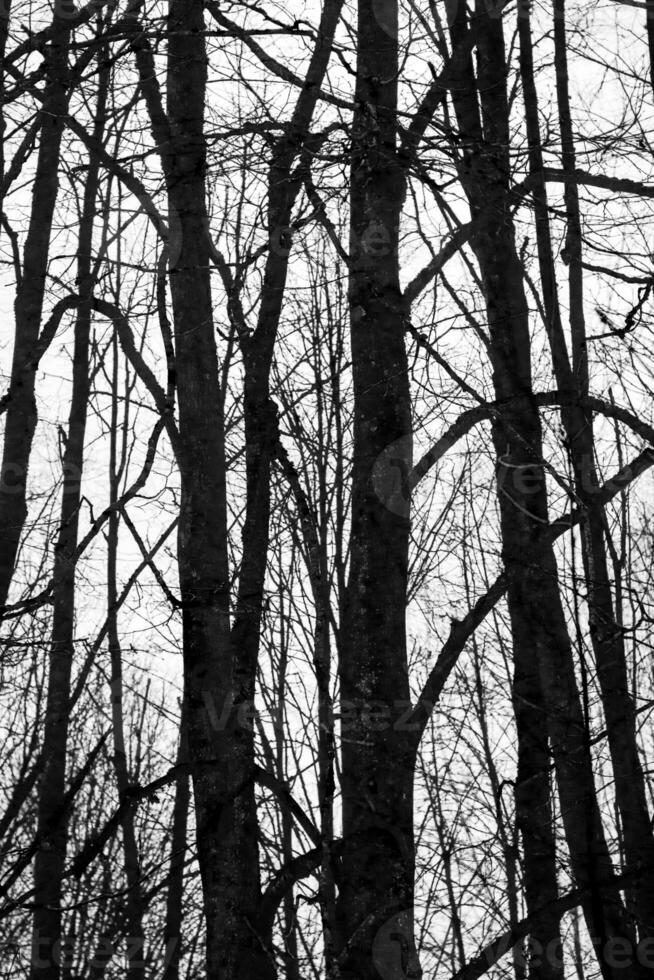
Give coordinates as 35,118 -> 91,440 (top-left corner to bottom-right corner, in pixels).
2,2 -> 654,979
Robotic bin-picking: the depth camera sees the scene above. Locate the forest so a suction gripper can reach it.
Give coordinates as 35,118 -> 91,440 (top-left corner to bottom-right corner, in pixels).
1,0 -> 654,978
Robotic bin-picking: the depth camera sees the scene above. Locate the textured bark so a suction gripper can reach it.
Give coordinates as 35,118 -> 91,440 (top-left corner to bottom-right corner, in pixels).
165,4 -> 260,977
29,43 -> 104,980
138,2 -> 343,973
225,5 -> 343,971
0,12 -> 70,614
512,657 -> 561,979
443,5 -> 639,977
336,1 -> 419,978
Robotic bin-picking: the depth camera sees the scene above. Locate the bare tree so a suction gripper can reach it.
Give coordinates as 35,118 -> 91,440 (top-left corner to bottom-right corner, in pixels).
0,6 -> 72,612
30,26 -> 109,976
2,4 -> 654,980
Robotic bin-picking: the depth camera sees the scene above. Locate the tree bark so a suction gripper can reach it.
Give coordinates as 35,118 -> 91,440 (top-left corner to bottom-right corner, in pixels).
30,38 -> 105,980
646,0 -> 654,98
522,0 -> 654,940
224,2 -> 343,968
0,10 -> 70,613
443,4 -> 639,976
336,1 -> 419,977
0,0 -> 12,193
164,3 -> 274,976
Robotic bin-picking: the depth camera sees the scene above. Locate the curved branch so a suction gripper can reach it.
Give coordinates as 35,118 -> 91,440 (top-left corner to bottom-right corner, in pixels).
408,446 -> 654,744
0,295 -> 80,415
411,390 -> 654,491
254,765 -> 321,846
91,296 -> 180,453
451,860 -> 654,980
258,846 -> 322,935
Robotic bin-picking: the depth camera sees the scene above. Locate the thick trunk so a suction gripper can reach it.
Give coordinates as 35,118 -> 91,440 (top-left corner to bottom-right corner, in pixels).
158,2 -> 342,972
442,4 -> 562,971
337,2 -> 419,978
313,548 -> 337,979
166,4 -> 270,976
444,6 -> 638,976
512,656 -> 561,979
30,48 -> 104,980
274,599 -> 300,980
0,13 -> 70,613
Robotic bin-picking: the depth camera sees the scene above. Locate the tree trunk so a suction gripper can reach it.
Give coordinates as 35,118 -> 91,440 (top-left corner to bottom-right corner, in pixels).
0,0 -> 12,192
522,0 -> 654,940
165,3 -> 271,976
646,0 -> 654,97
137,1 -> 341,971
30,42 -> 105,980
224,2 -> 343,968
554,0 -> 654,938
336,2 -> 419,977
107,334 -> 146,979
443,5 -> 639,976
0,11 -> 70,613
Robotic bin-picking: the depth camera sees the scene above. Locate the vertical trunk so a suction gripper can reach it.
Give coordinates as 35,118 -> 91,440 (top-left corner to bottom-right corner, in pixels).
443,5 -> 637,976
553,2 -> 654,939
29,44 -> 104,980
337,1 -> 419,978
646,1 -> 654,99
224,4 -> 343,970
0,11 -> 70,612
0,0 -> 12,192
165,4 -> 270,976
469,627 -> 529,980
522,0 -> 654,938
275,587 -> 300,980
443,5 -> 562,973
511,623 -> 562,980
107,335 -> 146,979
162,3 -> 344,972
162,703 -> 190,980
275,425 -> 337,976
313,499 -> 337,980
